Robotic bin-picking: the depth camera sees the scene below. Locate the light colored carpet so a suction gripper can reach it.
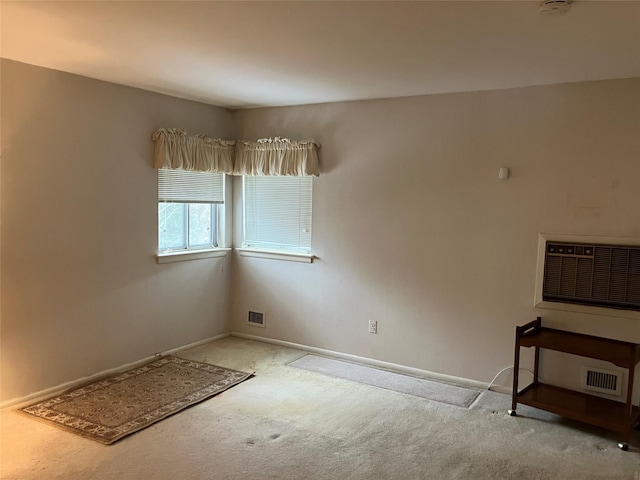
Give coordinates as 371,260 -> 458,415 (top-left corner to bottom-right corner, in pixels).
289,354 -> 479,407
2,337 -> 639,480
19,356 -> 251,444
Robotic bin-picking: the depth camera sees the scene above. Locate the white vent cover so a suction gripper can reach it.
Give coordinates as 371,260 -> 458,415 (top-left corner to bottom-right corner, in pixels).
247,310 -> 265,328
581,367 -> 622,396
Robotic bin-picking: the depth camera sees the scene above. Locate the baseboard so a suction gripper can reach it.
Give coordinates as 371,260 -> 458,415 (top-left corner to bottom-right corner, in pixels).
231,331 -> 489,390
1,332 -> 231,410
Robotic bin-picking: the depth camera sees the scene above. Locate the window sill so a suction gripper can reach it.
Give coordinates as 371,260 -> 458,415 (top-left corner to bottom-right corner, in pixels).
236,248 -> 315,263
156,248 -> 231,264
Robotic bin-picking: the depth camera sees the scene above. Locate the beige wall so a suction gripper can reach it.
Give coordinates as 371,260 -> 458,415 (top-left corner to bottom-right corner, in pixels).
2,59 -> 639,404
232,79 -> 640,390
1,60 -> 234,402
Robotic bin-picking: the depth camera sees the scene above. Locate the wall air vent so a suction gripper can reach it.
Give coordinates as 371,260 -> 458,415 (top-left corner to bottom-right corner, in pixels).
247,310 -> 265,328
581,367 -> 622,396
543,242 -> 640,311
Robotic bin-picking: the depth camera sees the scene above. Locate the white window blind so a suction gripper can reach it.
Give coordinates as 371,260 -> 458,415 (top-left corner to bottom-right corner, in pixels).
243,176 -> 313,253
158,169 -> 224,204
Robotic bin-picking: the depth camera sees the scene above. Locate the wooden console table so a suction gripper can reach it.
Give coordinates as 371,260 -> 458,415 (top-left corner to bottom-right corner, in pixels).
509,317 -> 640,451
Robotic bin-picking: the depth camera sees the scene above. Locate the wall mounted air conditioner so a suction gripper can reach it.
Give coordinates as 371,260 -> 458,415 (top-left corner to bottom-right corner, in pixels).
542,241 -> 640,312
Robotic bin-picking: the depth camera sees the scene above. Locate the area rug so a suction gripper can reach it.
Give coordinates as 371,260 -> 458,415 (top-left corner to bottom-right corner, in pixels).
20,356 -> 252,444
289,355 -> 479,408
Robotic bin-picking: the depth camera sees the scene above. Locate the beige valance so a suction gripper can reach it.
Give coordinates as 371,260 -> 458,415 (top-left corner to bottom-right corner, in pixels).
234,137 -> 320,177
152,128 -> 235,173
152,130 -> 320,176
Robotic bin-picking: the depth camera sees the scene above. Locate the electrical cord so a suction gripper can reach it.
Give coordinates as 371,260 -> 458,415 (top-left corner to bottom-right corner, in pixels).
487,366 -> 542,391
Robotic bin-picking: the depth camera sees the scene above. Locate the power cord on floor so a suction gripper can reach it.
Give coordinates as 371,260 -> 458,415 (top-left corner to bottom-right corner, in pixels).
487,366 -> 544,391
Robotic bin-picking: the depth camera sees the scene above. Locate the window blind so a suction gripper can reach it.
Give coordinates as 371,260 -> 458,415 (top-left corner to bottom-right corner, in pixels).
243,176 -> 313,252
158,169 -> 224,203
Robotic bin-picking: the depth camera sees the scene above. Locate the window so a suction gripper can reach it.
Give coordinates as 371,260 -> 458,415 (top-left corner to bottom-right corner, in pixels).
158,169 -> 224,252
243,176 -> 313,253
158,203 -> 217,250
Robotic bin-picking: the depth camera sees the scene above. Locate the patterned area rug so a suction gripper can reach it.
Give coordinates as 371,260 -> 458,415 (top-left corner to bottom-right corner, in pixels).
20,356 -> 252,444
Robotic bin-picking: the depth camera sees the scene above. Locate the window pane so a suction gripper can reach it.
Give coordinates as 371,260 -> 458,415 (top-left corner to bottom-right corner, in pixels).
188,203 -> 214,247
158,203 -> 186,249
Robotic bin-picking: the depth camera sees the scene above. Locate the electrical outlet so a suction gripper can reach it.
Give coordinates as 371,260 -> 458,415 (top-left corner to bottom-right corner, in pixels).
368,319 -> 377,334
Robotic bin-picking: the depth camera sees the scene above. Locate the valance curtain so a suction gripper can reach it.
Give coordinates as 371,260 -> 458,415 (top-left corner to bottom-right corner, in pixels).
233,137 -> 320,177
152,130 -> 320,177
152,128 -> 235,173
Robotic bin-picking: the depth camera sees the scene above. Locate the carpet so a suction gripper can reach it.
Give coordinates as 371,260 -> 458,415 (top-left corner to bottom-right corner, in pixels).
289,354 -> 479,408
19,356 -> 252,444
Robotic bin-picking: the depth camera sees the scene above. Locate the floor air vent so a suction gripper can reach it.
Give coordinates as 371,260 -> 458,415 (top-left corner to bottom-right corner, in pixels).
581,367 -> 622,396
247,310 -> 265,327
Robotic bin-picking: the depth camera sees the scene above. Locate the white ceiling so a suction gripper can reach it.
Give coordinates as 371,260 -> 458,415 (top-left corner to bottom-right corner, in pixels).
1,1 -> 639,108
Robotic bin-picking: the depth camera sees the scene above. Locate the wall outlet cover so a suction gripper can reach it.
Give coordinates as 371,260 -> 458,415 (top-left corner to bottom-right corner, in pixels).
368,319 -> 377,334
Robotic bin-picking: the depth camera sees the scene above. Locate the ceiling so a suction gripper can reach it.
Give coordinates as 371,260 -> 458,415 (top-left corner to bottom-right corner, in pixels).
1,1 -> 639,109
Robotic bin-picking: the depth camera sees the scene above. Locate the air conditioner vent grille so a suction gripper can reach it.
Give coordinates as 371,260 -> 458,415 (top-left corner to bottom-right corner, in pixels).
543,242 -> 640,311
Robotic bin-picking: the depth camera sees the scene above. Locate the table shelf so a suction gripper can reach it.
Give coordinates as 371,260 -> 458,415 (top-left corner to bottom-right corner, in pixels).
509,317 -> 640,451
517,383 -> 640,431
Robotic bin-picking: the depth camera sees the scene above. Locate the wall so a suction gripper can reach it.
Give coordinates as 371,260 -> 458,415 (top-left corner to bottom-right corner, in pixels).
1,60 -> 234,402
2,62 -> 638,404
232,78 -> 640,392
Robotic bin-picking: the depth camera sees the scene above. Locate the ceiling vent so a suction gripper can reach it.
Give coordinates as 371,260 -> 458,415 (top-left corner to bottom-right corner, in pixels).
539,0 -> 572,15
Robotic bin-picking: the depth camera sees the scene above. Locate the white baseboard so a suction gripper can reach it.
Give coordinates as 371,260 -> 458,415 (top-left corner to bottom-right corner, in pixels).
231,331 -> 489,390
4,331 -> 499,410
1,332 -> 231,410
